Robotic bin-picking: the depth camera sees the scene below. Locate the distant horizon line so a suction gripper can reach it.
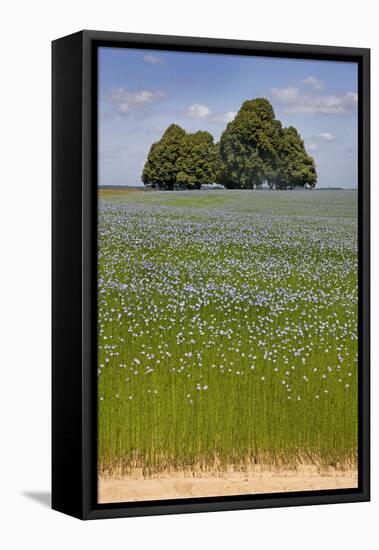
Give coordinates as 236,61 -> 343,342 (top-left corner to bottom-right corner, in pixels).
98,184 -> 358,190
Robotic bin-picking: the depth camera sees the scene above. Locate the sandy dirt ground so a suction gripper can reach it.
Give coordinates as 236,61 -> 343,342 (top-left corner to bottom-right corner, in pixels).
98,466 -> 358,503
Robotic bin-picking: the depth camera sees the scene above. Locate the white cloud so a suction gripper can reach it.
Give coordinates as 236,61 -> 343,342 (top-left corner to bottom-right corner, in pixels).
142,54 -> 165,66
108,87 -> 166,115
272,86 -> 299,104
184,103 -> 211,119
214,111 -> 237,123
183,105 -> 237,124
306,143 -> 318,152
317,132 -> 336,141
271,87 -> 357,115
301,76 -> 325,91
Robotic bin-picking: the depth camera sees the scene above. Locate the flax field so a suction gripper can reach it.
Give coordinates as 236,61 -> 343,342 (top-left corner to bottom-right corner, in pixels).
97,189 -> 358,476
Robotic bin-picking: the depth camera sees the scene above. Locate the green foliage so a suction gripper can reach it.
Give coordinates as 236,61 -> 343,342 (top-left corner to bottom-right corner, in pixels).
142,98 -> 317,190
142,126 -> 218,190
272,126 -> 317,190
142,124 -> 186,190
218,98 -> 282,189
176,131 -> 218,190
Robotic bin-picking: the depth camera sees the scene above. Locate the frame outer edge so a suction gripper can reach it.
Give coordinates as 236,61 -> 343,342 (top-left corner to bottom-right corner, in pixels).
52,31 -> 85,519
56,30 -> 370,519
82,30 -> 96,519
360,48 -> 370,500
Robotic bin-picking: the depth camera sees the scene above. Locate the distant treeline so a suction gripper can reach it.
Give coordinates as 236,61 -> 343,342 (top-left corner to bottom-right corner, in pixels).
142,98 -> 317,190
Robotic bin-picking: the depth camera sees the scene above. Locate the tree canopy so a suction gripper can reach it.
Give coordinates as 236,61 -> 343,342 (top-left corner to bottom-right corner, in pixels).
176,131 -> 219,190
219,98 -> 282,189
141,98 -> 317,190
142,124 -> 186,190
272,126 -> 317,190
142,125 -> 218,190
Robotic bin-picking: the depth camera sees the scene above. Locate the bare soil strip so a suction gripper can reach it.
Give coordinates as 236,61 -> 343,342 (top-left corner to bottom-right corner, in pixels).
98,466 -> 358,503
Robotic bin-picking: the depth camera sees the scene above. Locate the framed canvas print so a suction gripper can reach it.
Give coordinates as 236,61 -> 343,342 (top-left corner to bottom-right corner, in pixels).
52,30 -> 370,520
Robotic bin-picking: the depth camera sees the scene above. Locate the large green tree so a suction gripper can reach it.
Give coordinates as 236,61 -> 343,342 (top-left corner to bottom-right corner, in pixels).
142,126 -> 219,190
271,126 -> 317,189
142,124 -> 186,189
176,131 -> 218,189
218,98 -> 282,189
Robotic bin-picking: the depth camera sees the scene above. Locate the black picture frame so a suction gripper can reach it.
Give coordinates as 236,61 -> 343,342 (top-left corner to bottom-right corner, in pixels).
52,30 -> 370,520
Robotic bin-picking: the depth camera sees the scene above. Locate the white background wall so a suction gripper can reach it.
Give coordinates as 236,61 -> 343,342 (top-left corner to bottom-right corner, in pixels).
0,0 -> 376,547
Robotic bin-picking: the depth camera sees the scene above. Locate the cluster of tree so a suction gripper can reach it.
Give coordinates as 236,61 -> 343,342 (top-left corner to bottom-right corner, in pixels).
142,98 -> 317,190
142,125 -> 219,190
142,124 -> 219,189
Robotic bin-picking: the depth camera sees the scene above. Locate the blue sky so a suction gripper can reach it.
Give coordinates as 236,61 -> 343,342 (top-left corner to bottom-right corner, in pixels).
99,47 -> 358,188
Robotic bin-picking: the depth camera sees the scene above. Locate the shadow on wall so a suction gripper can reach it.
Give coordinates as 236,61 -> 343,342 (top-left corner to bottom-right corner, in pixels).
22,491 -> 51,508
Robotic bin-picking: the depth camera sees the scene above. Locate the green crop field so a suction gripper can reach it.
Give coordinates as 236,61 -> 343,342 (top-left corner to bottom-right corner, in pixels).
97,189 -> 358,476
